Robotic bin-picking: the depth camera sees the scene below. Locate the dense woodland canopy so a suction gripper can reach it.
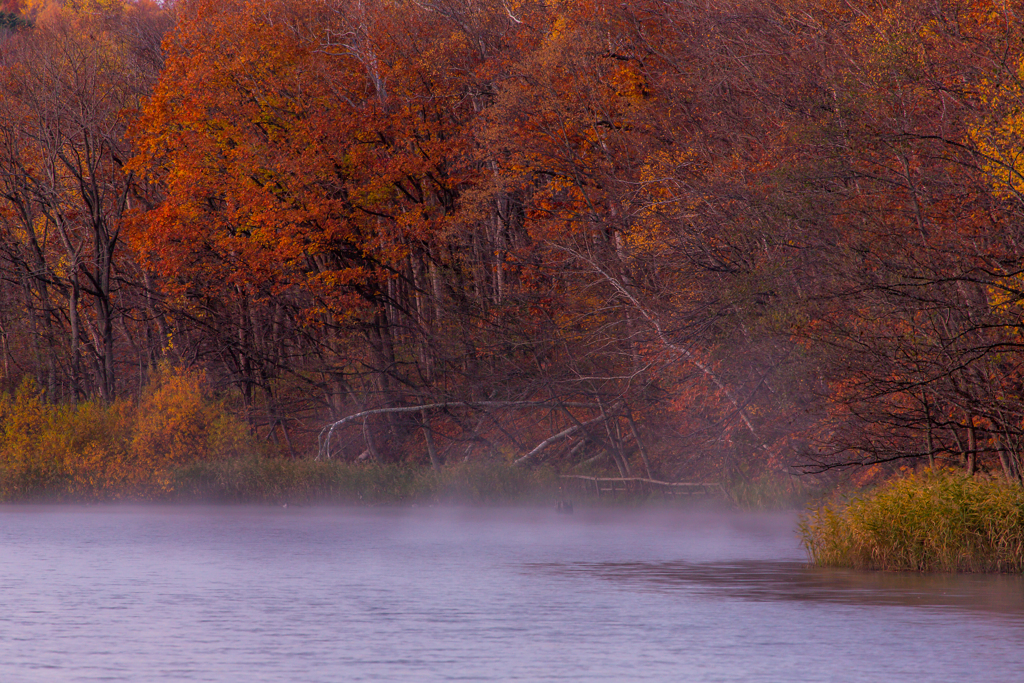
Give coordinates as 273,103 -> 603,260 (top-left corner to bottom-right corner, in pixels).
1,0 -> 1024,483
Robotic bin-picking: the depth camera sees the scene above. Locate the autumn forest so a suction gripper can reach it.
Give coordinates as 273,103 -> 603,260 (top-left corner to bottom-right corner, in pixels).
2,0 -> 1024,497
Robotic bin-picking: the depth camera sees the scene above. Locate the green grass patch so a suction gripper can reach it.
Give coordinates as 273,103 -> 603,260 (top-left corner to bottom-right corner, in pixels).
799,470 -> 1024,573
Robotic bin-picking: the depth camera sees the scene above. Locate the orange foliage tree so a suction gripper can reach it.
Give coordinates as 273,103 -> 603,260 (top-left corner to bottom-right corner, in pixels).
4,0 -> 1024,485
130,0 -> 634,465
0,0 -> 170,400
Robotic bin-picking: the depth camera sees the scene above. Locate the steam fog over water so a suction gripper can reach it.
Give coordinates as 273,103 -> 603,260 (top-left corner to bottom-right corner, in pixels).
1,505 -> 1021,682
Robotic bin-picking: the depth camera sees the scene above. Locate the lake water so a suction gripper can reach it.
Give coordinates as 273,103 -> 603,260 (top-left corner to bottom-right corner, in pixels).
0,505 -> 1021,682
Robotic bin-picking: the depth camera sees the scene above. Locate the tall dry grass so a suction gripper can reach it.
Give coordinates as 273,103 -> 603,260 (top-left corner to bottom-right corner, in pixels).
800,470 -> 1024,572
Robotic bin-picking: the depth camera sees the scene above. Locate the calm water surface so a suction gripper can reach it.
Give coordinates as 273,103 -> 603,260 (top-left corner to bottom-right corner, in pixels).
0,505 -> 1021,682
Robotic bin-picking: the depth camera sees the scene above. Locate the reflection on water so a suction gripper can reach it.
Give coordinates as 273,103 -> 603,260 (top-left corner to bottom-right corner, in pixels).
531,559 -> 1024,617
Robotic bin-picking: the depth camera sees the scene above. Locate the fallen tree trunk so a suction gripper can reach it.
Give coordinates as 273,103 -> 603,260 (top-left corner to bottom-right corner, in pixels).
317,400 -> 601,460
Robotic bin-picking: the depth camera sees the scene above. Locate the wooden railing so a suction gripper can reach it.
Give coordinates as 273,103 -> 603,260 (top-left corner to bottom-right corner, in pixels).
558,475 -> 727,499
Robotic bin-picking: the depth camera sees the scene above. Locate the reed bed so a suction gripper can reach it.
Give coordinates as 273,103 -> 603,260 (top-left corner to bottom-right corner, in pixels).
800,470 -> 1024,573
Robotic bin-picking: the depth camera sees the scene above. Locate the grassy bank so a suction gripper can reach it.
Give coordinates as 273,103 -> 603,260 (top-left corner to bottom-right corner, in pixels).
0,370 -> 567,505
170,457 -> 563,505
800,470 -> 1024,573
0,369 -> 765,507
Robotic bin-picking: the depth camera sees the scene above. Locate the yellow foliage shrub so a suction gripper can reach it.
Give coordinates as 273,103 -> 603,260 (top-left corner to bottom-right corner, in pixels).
0,378 -> 69,496
0,367 -> 256,500
132,369 -> 207,466
130,365 -> 252,492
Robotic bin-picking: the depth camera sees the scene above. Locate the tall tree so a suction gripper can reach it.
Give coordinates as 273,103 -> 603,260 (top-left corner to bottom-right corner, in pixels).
0,0 -> 169,399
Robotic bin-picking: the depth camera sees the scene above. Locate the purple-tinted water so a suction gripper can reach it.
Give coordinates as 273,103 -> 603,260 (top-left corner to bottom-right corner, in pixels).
0,505 -> 1021,682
